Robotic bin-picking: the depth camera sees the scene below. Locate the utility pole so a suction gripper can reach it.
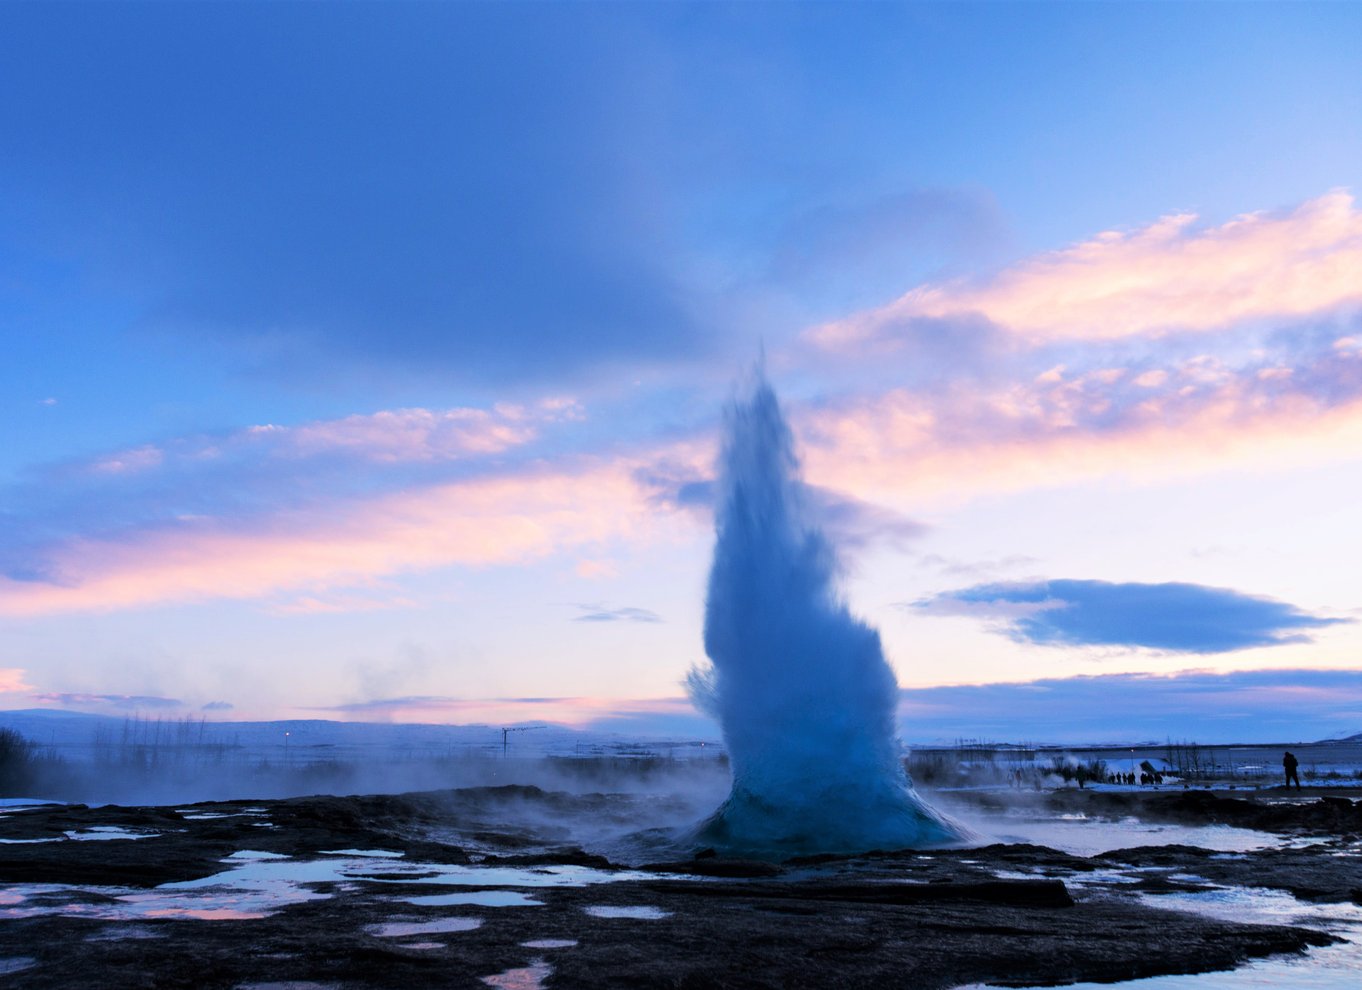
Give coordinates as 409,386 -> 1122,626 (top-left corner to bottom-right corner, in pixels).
501,725 -> 547,757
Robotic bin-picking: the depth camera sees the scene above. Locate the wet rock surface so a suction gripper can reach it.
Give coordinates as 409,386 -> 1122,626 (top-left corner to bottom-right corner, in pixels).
3,786 -> 1359,989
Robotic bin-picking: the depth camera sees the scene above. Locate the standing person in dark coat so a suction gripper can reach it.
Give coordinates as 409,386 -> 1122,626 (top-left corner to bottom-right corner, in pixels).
1283,751 -> 1301,790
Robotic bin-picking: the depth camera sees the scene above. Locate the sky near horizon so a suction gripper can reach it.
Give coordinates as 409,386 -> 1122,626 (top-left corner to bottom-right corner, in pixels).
4,2 -> 1362,744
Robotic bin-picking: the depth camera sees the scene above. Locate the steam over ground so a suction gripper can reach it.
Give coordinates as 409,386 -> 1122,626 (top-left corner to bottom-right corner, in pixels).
687,369 -> 964,855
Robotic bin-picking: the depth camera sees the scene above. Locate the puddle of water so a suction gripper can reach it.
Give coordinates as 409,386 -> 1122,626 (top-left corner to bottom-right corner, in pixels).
355,863 -> 658,888
402,891 -> 543,907
955,885 -> 1362,989
521,939 -> 577,949
0,837 -> 58,845
366,917 -> 483,937
1137,887 -> 1362,928
1,851 -> 677,924
1,877 -> 320,923
400,942 -> 444,950
480,958 -> 552,989
320,849 -> 404,858
63,827 -> 158,842
583,905 -> 671,920
227,850 -> 290,861
994,866 -> 1145,888
0,958 -> 36,975
345,871 -> 444,881
177,808 -> 270,821
958,942 -> 1362,989
978,817 -> 1285,857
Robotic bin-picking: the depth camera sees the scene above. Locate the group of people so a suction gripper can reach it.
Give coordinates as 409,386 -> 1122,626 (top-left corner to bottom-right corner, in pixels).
1002,752 -> 1307,790
1105,770 -> 1164,786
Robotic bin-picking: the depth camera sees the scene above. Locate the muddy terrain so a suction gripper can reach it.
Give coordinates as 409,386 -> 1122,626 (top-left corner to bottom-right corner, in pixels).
3,786 -> 1360,989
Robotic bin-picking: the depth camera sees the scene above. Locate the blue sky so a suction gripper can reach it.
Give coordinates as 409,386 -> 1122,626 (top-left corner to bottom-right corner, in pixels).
4,2 -> 1362,744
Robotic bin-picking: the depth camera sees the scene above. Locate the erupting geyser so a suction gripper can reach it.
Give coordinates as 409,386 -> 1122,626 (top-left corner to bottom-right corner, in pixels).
688,368 -> 966,855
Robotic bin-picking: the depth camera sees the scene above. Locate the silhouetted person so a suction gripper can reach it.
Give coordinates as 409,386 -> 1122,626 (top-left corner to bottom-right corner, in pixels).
1283,751 -> 1301,790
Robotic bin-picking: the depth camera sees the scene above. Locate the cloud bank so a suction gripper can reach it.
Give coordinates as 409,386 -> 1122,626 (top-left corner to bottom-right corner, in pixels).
914,579 -> 1347,653
7,190 -> 1362,621
814,190 -> 1362,350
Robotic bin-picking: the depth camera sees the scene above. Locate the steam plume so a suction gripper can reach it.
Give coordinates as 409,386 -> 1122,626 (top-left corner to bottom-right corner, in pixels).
688,367 -> 964,855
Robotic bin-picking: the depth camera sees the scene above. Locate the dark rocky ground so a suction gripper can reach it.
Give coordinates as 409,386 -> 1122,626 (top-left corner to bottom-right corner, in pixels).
3,785 -> 1360,989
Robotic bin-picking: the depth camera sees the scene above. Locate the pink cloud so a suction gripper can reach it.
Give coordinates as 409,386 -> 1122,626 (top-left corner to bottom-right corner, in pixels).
813,190 -> 1362,349
797,345 -> 1362,503
69,399 -> 577,486
280,398 -> 582,463
575,558 -> 620,580
0,461 -> 661,617
91,444 -> 164,475
0,668 -> 34,693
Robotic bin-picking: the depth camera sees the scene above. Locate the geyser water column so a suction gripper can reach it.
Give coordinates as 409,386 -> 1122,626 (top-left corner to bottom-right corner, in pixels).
688,369 -> 966,856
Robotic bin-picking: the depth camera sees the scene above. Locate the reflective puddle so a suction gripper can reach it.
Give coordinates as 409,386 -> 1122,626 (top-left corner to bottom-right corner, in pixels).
583,905 -> 670,920
954,884 -> 1362,989
319,849 -> 403,858
976,817 -> 1291,857
64,826 -> 160,841
480,958 -> 552,989
365,917 -> 483,937
402,891 -> 542,907
0,849 -> 674,922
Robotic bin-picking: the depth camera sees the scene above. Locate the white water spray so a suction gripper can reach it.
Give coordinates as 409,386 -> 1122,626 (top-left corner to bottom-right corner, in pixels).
688,368 -> 965,855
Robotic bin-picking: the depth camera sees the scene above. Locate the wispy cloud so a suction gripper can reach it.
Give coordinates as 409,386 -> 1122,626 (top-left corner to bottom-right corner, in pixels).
272,399 -> 582,463
798,326 -> 1362,502
0,462 -> 655,616
31,692 -> 183,711
572,604 -> 663,623
913,579 -> 1348,653
77,398 -> 575,480
915,554 -> 1039,580
813,190 -> 1362,350
2,398 -> 584,586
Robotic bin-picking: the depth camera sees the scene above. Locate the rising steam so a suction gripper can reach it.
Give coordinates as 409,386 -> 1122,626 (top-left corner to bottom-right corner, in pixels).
688,367 -> 965,855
